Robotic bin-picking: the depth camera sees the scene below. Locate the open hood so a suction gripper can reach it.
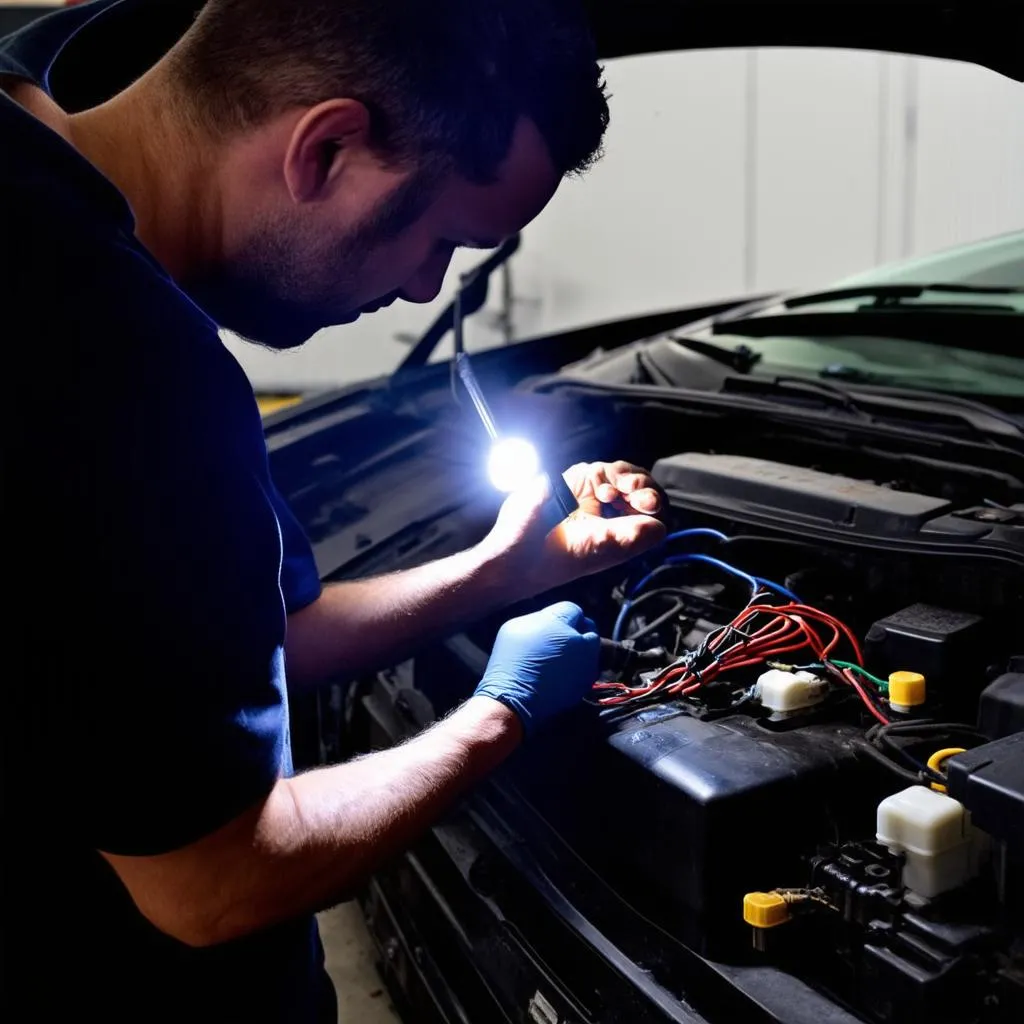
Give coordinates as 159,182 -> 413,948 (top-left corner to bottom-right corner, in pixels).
584,0 -> 1024,81
5,1 -> 1022,89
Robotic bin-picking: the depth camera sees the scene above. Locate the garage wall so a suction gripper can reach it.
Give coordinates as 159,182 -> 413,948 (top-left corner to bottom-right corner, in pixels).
212,47 -> 1020,390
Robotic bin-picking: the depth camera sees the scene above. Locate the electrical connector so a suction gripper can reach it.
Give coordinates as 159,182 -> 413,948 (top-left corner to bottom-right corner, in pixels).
756,669 -> 829,714
743,891 -> 791,929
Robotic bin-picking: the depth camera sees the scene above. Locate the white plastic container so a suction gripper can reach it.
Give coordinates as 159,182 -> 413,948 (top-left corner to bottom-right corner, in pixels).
876,785 -> 984,898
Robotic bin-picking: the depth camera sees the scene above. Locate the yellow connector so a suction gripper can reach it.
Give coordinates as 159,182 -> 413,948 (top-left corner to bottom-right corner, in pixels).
888,671 -> 926,712
926,747 -> 967,794
743,892 -> 791,929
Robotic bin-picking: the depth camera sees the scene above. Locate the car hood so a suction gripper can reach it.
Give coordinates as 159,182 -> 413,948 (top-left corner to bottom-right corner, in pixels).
584,0 -> 1023,81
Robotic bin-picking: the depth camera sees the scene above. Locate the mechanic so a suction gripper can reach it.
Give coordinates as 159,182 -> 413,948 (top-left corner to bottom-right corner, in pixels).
2,1 -> 665,1020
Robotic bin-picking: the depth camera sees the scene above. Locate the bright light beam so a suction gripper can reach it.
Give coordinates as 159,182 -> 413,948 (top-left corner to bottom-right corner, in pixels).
487,437 -> 541,493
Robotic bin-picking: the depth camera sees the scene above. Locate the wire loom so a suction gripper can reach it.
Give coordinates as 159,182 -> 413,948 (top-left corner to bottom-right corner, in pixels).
594,533 -> 898,722
595,592 -> 885,715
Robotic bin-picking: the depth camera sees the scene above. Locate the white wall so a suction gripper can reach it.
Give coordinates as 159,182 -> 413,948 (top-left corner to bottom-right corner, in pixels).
225,48 -> 1024,392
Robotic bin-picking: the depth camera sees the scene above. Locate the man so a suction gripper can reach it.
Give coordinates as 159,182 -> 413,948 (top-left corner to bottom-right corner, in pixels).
2,1 -> 664,1019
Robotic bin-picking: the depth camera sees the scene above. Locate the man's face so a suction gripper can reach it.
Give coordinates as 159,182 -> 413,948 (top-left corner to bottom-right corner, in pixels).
190,118 -> 560,349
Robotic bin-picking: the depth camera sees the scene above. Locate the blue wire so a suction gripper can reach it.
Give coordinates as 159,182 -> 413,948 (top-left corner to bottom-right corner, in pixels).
752,577 -> 802,602
620,529 -> 731,598
663,554 -> 759,597
614,555 -> 756,641
613,554 -> 802,640
612,602 -> 633,642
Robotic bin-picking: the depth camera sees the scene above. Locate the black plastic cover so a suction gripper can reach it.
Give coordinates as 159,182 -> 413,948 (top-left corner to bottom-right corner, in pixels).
946,733 -> 1024,855
514,705 -> 869,947
652,453 -> 951,537
863,603 -> 986,697
979,672 -> 1024,739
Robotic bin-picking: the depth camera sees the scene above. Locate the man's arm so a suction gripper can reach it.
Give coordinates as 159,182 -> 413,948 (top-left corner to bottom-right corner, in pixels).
102,604 -> 598,948
286,462 -> 665,687
104,696 -> 519,947
286,543 -> 511,684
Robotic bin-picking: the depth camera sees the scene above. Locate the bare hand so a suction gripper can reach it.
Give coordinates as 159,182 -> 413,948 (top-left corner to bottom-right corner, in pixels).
481,461 -> 667,597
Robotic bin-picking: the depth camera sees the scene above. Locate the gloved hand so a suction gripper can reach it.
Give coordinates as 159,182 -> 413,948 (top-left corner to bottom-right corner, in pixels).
474,601 -> 600,738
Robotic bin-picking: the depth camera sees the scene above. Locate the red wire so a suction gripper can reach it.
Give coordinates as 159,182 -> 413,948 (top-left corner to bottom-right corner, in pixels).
841,668 -> 890,724
594,597 -> 865,707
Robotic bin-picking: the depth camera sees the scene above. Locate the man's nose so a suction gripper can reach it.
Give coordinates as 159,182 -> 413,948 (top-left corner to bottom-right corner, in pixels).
400,250 -> 454,305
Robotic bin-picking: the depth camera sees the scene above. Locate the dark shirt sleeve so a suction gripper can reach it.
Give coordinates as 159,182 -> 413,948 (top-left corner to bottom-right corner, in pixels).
12,198 -> 300,856
268,482 -> 323,615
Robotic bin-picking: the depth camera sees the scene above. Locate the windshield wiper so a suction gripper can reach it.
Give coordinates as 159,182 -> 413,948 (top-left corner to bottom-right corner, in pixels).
669,334 -> 762,373
819,365 -> 1023,431
724,374 -> 1021,439
710,307 -> 1020,357
784,282 -> 1022,311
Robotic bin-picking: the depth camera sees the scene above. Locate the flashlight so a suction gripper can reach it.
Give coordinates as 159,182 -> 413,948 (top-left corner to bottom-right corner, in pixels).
451,267 -> 577,528
456,352 -> 578,529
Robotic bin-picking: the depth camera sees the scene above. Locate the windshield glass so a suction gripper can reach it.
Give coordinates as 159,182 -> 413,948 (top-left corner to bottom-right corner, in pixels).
697,231 -> 1024,398
836,231 -> 1023,291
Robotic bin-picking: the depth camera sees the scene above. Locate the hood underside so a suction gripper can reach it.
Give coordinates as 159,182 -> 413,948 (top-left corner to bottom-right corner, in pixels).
584,0 -> 1024,81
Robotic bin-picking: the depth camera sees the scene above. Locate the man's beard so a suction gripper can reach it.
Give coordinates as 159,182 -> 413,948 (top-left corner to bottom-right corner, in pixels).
184,171 -> 435,350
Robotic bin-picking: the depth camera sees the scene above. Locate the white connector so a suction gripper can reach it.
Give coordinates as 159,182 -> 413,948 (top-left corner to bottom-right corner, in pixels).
756,669 -> 829,714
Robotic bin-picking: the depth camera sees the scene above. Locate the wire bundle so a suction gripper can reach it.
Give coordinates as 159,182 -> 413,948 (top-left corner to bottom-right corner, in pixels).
596,594 -> 868,708
598,529 -> 898,721
612,530 -> 801,642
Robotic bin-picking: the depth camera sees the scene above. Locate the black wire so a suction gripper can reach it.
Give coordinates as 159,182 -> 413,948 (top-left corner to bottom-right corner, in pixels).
869,721 -> 989,742
617,588 -> 694,638
854,740 -> 926,785
866,720 -> 985,784
628,601 -> 688,642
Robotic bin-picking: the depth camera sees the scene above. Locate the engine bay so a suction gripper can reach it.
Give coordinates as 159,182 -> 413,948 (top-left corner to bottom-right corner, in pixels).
349,396 -> 1024,1024
541,451 -> 1023,1023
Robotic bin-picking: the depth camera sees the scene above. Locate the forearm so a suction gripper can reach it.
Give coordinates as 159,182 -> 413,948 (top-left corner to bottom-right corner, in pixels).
106,696 -> 521,947
286,543 -> 522,686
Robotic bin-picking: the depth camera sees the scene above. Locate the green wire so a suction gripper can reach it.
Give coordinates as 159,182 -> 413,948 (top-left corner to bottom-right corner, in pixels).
782,660 -> 891,692
815,659 -> 889,691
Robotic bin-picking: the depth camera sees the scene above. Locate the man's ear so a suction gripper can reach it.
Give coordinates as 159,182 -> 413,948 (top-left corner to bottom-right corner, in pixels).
283,99 -> 373,203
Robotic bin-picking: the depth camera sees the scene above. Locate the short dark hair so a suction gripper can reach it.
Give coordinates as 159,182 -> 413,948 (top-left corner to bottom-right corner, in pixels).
170,0 -> 609,183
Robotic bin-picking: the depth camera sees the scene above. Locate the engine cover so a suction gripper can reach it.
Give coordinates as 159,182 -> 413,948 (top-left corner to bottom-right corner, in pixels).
652,452 -> 951,537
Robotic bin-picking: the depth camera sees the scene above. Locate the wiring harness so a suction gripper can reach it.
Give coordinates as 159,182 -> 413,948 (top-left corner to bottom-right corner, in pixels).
596,530 -> 889,722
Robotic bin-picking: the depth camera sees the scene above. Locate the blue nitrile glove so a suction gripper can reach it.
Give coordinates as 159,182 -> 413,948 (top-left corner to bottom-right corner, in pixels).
474,601 -> 600,737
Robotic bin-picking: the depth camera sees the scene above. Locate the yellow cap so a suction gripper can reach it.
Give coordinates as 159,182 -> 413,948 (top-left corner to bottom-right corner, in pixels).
888,671 -> 926,710
743,892 -> 791,929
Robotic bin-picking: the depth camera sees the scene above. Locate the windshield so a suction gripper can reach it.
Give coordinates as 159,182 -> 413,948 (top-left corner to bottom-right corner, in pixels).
836,231 -> 1023,291
696,231 -> 1024,398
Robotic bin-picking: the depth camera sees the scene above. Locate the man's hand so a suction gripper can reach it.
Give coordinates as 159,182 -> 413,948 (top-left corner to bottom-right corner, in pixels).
480,461 -> 667,598
286,461 -> 663,688
474,601 -> 600,737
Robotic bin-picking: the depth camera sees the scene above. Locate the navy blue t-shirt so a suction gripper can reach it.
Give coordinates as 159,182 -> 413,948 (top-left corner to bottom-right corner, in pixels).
2,2 -> 335,1019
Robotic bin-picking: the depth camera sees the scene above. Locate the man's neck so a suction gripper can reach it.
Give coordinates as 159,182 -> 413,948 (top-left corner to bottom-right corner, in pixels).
70,74 -> 223,281
6,69 -> 221,282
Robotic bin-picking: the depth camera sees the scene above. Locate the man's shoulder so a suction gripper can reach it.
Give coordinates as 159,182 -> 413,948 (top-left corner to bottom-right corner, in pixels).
1,104 -> 263,474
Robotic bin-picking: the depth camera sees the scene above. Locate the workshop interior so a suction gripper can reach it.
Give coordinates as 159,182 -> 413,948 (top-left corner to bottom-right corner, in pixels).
5,2 -> 1022,1024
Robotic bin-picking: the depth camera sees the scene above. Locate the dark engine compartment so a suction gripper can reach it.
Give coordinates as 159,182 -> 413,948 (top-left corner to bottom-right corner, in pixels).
340,389 -> 1024,1024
